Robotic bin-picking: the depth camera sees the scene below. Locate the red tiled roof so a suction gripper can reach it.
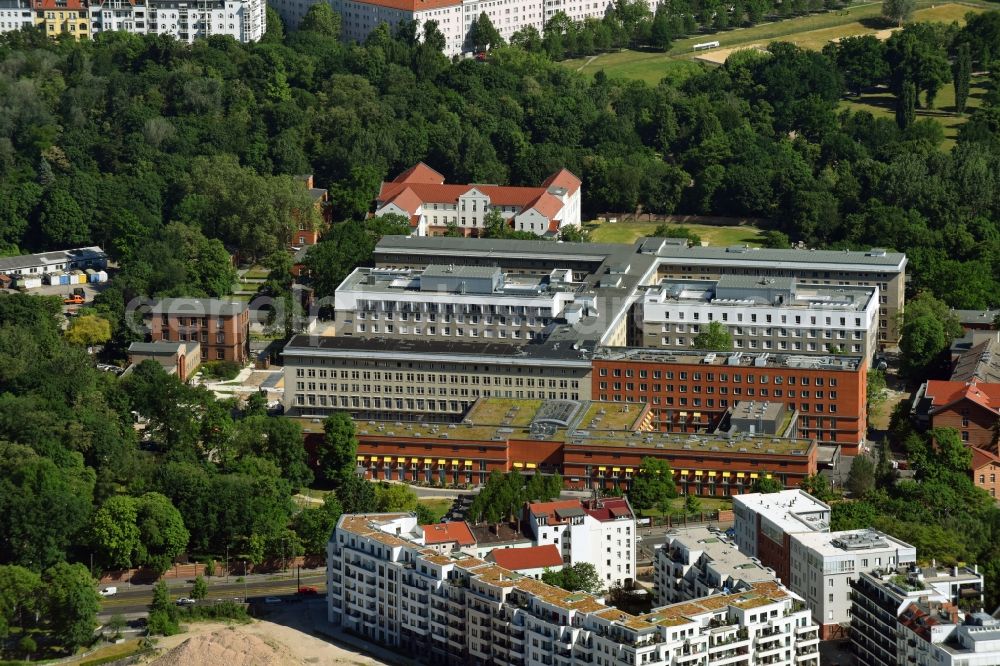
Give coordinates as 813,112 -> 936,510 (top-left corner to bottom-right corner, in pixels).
376,164 -> 572,221
898,601 -> 960,642
422,521 -> 476,547
971,446 -> 1000,471
925,379 -> 1000,415
584,498 -> 634,522
392,162 -> 445,185
33,0 -> 86,8
527,499 -> 581,519
526,192 -> 564,219
542,168 -> 582,194
490,545 -> 563,571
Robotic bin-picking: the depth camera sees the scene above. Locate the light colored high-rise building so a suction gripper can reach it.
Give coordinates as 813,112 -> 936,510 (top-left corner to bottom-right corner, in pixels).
88,0 -> 265,42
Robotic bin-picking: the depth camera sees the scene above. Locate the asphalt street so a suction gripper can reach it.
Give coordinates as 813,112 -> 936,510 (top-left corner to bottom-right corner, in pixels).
97,570 -> 326,618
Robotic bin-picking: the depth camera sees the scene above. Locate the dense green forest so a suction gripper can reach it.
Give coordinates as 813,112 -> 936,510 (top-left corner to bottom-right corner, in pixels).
1,11 -> 1000,308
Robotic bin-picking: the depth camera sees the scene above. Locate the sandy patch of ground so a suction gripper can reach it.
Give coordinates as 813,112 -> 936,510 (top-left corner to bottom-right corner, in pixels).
142,621 -> 389,666
694,44 -> 767,64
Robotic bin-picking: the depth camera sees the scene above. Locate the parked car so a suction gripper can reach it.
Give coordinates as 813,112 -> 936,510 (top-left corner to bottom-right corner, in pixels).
297,586 -> 319,595
175,597 -> 196,606
99,587 -> 117,597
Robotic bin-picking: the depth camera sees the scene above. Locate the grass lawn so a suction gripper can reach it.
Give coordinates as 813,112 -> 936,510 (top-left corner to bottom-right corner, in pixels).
639,496 -> 733,518
587,220 -> 764,246
563,2 -> 985,84
71,639 -> 146,665
418,498 -> 454,523
242,268 -> 270,280
841,76 -> 989,150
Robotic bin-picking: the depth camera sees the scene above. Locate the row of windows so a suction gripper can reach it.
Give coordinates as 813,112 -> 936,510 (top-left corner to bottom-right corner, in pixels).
598,381 -> 837,400
598,367 -> 838,386
356,323 -> 545,339
662,338 -> 863,353
597,393 -> 838,414
296,368 -> 579,388
659,324 -> 864,339
659,311 -> 865,327
295,391 -> 578,408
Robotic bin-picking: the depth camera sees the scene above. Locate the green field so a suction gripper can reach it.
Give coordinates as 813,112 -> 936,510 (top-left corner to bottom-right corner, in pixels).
588,220 -> 764,246
840,76 -> 990,149
419,498 -> 454,523
563,2 -> 985,84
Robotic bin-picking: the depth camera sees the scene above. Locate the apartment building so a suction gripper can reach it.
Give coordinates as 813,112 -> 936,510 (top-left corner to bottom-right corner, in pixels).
788,529 -> 917,639
850,566 -> 986,666
332,264 -> 584,344
88,0 -> 265,41
328,512 -> 821,666
31,0 -> 89,38
525,497 -> 636,589
898,607 -> 1000,666
733,490 -> 831,586
593,348 -> 867,451
145,298 -> 251,364
653,527 -> 776,607
374,163 -> 582,237
641,276 -> 879,359
0,0 -> 33,31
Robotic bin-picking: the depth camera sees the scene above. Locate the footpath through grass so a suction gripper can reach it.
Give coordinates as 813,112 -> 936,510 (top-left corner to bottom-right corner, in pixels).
588,220 -> 764,246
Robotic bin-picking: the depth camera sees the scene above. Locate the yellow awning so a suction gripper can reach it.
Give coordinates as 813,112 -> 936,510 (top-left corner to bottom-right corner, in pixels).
451,459 -> 459,465
526,463 -> 537,469
382,456 -> 391,462
737,472 -> 746,478
598,466 -> 607,471
411,457 -> 419,463
423,458 -> 433,463
513,462 -> 524,468
612,467 -> 621,472
707,471 -> 717,477
356,455 -> 365,461
464,460 -> 473,466
765,473 -> 772,479
678,470 -> 688,476
695,470 -> 704,476
625,468 -> 634,473
397,457 -> 406,462
679,411 -> 688,417
750,473 -> 759,479
693,412 -> 701,418
437,459 -> 446,465
722,472 -> 732,477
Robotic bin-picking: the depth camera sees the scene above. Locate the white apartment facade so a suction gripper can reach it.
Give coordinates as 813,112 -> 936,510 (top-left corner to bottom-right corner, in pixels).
788,529 -> 917,639
524,497 -> 636,589
898,609 -> 1000,666
653,526 -> 777,607
733,490 -> 831,563
641,276 -> 880,359
375,163 -> 582,237
329,512 -> 821,666
0,0 -> 33,31
88,0 -> 264,41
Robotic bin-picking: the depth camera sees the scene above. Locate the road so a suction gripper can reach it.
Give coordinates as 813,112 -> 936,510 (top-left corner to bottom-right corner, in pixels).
97,571 -> 326,618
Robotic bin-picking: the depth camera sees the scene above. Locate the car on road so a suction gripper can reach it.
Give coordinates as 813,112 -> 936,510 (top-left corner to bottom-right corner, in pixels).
297,586 -> 319,595
99,587 -> 117,597
263,596 -> 282,604
175,597 -> 196,606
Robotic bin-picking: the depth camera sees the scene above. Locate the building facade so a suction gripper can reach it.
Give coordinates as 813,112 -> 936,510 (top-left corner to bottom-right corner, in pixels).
375,163 -> 582,238
146,298 -> 251,364
640,276 -> 879,359
898,606 -> 1000,666
0,0 -> 33,31
328,512 -> 821,666
298,397 -> 819,493
525,497 -> 636,589
332,265 -> 582,344
653,526 -> 776,607
850,566 -> 986,666
593,348 -> 867,451
733,490 -> 831,587
788,529 -> 917,639
127,340 -> 201,382
0,246 -> 106,278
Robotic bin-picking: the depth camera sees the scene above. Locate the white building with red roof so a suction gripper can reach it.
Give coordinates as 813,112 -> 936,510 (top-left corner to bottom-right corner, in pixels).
420,520 -> 476,554
525,497 -> 636,589
374,162 -> 582,238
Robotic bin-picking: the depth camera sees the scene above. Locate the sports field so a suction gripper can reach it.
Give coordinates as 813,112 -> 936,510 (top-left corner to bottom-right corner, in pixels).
587,220 -> 764,246
563,3 -> 984,85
